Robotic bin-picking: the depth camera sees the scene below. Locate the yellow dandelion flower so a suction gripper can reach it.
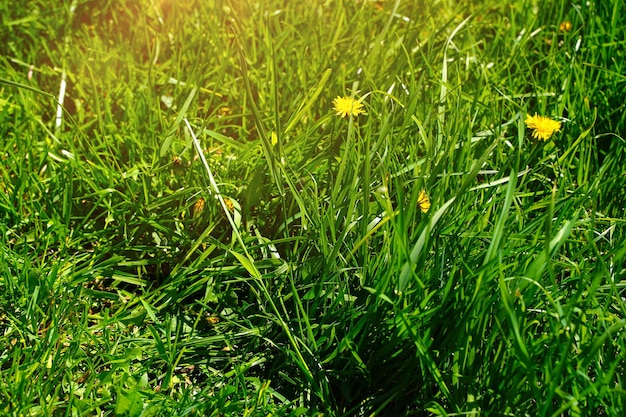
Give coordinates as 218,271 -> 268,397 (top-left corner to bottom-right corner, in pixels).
417,189 -> 431,213
192,198 -> 206,218
524,113 -> 562,141
332,96 -> 365,118
224,197 -> 235,212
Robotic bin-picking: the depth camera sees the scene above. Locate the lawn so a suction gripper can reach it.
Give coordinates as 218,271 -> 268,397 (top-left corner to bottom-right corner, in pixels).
1,0 -> 625,415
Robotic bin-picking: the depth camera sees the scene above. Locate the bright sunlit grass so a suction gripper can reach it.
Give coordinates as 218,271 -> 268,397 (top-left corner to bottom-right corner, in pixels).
1,0 -> 625,416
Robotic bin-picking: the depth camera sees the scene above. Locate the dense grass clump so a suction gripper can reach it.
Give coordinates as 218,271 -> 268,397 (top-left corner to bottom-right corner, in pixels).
1,0 -> 625,415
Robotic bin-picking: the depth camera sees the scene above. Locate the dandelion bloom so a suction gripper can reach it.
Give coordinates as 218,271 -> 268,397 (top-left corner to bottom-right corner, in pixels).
417,189 -> 431,213
224,197 -> 235,212
192,197 -> 206,218
332,96 -> 365,118
524,113 -> 561,141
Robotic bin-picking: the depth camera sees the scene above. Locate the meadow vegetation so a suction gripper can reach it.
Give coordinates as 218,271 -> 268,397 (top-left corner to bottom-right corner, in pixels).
1,0 -> 625,415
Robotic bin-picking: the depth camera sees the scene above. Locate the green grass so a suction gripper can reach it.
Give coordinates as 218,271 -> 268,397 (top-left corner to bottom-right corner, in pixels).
1,0 -> 625,415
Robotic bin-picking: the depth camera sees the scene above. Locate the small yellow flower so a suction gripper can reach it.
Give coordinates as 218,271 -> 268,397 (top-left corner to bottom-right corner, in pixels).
524,113 -> 562,141
417,189 -> 431,213
192,198 -> 205,218
224,197 -> 235,212
559,21 -> 572,32
332,96 -> 365,118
